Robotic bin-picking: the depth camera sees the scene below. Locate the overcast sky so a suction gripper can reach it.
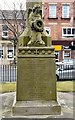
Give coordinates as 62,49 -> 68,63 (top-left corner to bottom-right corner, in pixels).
0,0 -> 26,10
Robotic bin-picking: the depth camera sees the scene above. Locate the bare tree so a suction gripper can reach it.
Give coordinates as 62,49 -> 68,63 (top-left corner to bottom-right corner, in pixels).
0,3 -> 26,63
1,7 -> 26,42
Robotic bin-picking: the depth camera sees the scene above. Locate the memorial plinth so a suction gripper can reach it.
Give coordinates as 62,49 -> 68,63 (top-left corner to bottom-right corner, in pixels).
12,47 -> 61,116
12,3 -> 61,117
17,47 -> 56,101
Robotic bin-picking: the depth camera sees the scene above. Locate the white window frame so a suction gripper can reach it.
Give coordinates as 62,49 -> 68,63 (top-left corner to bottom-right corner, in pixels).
0,44 -> 3,59
63,50 -> 71,60
62,27 -> 75,38
7,46 -> 14,60
62,4 -> 70,18
2,24 -> 8,39
49,4 -> 56,18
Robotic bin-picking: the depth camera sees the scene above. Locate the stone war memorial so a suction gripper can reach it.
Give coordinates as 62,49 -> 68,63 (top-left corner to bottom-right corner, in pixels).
12,0 -> 61,117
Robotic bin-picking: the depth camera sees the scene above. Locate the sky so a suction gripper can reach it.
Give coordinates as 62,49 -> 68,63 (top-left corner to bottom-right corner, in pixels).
0,0 -> 26,10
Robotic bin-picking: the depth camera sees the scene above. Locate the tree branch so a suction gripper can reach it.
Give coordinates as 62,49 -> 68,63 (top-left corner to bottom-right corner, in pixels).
2,11 -> 14,29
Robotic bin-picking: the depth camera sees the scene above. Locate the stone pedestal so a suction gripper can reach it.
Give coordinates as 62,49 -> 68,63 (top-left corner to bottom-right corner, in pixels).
12,47 -> 61,116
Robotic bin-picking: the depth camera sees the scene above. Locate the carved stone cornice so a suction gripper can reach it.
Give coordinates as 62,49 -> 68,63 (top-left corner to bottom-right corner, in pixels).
18,47 -> 55,58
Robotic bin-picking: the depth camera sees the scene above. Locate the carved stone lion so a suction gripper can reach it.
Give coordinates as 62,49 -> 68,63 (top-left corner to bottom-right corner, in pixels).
27,4 -> 45,46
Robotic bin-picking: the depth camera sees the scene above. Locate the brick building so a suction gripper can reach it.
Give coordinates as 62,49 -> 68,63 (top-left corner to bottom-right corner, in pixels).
0,10 -> 26,64
0,1 -> 75,64
43,0 -> 75,61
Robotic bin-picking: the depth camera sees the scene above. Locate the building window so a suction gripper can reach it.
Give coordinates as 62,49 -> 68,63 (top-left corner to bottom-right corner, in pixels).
62,27 -> 75,38
7,46 -> 14,59
0,50 -> 3,58
55,51 -> 59,62
63,50 -> 71,60
49,4 -> 56,18
62,5 -> 69,18
2,25 -> 8,39
0,45 -> 3,59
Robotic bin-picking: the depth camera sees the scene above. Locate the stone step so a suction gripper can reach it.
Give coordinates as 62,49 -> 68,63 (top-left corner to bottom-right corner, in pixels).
12,100 -> 61,116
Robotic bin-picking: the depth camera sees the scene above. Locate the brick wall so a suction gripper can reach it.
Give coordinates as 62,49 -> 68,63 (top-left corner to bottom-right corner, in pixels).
43,1 -> 74,41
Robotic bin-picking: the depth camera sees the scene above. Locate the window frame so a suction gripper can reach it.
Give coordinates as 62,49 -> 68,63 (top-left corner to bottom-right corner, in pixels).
0,45 -> 3,59
63,49 -> 71,60
55,51 -> 59,62
62,27 -> 75,38
2,24 -> 8,39
7,46 -> 14,60
0,49 -> 3,59
62,4 -> 70,18
49,4 -> 56,18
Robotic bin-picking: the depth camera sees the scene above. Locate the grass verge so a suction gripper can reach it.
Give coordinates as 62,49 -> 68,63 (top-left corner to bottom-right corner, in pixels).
0,82 -> 16,93
57,81 -> 75,92
0,81 -> 75,93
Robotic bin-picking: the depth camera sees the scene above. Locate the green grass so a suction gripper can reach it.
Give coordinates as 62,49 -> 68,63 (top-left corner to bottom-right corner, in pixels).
0,82 -> 16,93
57,81 -> 75,92
0,81 -> 75,93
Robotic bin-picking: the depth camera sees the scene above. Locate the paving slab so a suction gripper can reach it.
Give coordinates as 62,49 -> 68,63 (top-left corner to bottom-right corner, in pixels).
0,92 -> 74,119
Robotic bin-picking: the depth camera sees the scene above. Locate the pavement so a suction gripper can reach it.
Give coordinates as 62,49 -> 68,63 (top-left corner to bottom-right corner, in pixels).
0,92 -> 75,120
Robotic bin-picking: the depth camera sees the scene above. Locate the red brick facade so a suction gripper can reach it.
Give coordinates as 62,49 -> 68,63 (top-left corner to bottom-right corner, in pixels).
43,0 -> 75,61
0,3 -> 75,62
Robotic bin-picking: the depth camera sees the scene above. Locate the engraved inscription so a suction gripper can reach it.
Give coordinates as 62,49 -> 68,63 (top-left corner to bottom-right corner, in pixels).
17,57 -> 56,100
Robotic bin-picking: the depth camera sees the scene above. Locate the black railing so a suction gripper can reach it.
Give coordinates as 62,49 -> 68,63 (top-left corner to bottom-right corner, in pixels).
0,64 -> 17,82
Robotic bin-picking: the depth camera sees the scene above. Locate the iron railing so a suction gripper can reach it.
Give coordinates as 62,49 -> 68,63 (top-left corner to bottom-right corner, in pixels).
0,64 -> 17,82
0,64 -> 75,82
56,64 -> 75,80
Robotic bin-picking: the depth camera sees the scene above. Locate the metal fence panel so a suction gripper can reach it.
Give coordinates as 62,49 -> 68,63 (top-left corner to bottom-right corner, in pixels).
56,64 -> 75,80
0,64 -> 17,82
0,64 -> 75,82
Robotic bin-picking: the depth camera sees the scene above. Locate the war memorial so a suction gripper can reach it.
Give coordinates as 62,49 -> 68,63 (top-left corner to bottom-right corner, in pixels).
12,0 -> 61,117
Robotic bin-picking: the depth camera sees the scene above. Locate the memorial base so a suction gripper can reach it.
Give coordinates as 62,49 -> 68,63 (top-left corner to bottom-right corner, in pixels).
12,100 -> 61,116
12,47 -> 61,116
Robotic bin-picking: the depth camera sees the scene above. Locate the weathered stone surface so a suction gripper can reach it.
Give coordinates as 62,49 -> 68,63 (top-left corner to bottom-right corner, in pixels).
12,2 -> 61,116
1,92 -> 74,118
16,47 -> 56,101
12,47 -> 61,115
18,47 -> 54,56
13,101 -> 61,116
18,3 -> 52,47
